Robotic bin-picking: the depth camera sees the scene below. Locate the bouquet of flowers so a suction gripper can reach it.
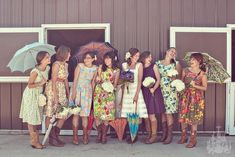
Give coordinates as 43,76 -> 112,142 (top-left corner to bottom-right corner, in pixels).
167,69 -> 178,77
171,79 -> 185,92
101,81 -> 114,93
57,105 -> 70,118
68,101 -> 81,115
142,77 -> 155,88
120,70 -> 134,94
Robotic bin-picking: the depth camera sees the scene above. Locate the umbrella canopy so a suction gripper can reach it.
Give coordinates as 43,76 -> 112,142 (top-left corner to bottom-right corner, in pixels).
74,42 -> 116,65
7,42 -> 56,72
127,112 -> 139,142
109,118 -> 127,141
183,52 -> 230,83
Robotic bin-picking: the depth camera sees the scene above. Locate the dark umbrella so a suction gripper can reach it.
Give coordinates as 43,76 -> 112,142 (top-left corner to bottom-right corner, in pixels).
183,52 -> 230,83
74,42 -> 116,65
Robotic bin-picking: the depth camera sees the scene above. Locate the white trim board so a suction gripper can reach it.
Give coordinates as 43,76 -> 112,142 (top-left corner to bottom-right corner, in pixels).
41,23 -> 111,43
0,27 -> 41,83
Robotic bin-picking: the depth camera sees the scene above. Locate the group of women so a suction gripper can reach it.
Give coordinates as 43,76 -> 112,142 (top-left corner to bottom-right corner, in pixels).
19,45 -> 207,149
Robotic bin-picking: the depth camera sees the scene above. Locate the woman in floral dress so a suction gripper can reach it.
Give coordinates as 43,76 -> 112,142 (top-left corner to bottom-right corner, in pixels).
178,53 -> 207,148
94,51 -> 120,144
20,51 -> 50,149
45,45 -> 71,147
156,47 -> 181,144
71,51 -> 97,145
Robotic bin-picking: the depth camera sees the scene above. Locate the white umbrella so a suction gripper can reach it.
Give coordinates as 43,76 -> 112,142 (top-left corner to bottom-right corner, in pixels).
42,115 -> 57,145
7,42 -> 56,72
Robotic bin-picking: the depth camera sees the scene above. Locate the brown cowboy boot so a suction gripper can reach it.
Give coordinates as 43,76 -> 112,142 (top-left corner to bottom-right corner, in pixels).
83,127 -> 89,145
144,119 -> 151,143
54,126 -> 65,145
163,124 -> 173,144
186,131 -> 197,148
160,122 -> 167,142
49,127 -> 64,147
178,129 -> 188,144
96,124 -> 102,143
101,124 -> 109,144
72,125 -> 79,145
29,131 -> 43,149
146,120 -> 157,144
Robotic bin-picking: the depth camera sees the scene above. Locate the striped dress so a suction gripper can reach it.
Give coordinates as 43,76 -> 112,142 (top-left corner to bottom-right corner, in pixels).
121,62 -> 148,118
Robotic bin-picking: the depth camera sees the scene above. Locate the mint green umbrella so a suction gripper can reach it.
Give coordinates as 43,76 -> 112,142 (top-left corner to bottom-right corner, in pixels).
7,42 -> 56,72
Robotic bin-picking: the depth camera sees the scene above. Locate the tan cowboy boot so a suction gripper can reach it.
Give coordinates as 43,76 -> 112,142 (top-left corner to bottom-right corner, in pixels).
186,131 -> 197,148
146,120 -> 157,144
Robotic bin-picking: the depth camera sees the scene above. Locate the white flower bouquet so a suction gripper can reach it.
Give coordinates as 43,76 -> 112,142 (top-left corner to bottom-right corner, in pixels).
171,79 -> 185,92
57,106 -> 70,118
167,69 -> 179,77
101,81 -> 114,93
142,77 -> 156,88
69,105 -> 81,115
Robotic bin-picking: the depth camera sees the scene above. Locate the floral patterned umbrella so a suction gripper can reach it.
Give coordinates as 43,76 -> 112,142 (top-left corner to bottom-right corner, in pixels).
183,52 -> 230,83
74,42 -> 116,65
109,118 -> 127,141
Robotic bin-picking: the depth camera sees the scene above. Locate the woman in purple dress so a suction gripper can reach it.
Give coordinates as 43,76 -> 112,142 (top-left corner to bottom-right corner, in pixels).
140,51 -> 165,144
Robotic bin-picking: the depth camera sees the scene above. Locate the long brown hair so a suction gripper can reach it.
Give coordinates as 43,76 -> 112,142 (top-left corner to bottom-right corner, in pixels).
139,51 -> 151,65
190,53 -> 206,72
127,48 -> 139,66
36,51 -> 48,66
56,45 -> 71,62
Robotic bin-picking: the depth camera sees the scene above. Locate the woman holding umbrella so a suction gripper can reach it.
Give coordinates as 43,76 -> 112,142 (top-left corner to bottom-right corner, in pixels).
156,47 -> 181,144
19,51 -> 51,149
121,48 -> 148,144
45,45 -> 71,147
178,53 -> 207,148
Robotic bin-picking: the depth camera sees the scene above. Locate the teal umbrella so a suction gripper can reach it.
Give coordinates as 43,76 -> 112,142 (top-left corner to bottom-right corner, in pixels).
7,42 -> 56,72
127,103 -> 139,142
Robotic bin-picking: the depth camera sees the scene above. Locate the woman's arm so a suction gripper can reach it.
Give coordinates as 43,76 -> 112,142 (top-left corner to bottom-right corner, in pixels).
191,74 -> 207,91
27,71 -> 45,88
152,64 -> 161,91
176,62 -> 182,79
113,69 -> 120,89
92,67 -> 98,90
134,63 -> 143,102
181,69 -> 186,82
64,64 -> 70,98
71,64 -> 81,100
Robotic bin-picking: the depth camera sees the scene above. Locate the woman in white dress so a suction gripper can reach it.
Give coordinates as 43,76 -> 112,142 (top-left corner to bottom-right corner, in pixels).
121,48 -> 148,143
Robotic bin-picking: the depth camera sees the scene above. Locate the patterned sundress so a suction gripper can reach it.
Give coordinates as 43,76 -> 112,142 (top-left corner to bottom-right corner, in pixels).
19,66 -> 50,125
121,62 -> 148,118
178,68 -> 206,125
45,61 -> 69,119
94,68 -> 119,121
156,60 -> 178,114
73,63 -> 97,117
